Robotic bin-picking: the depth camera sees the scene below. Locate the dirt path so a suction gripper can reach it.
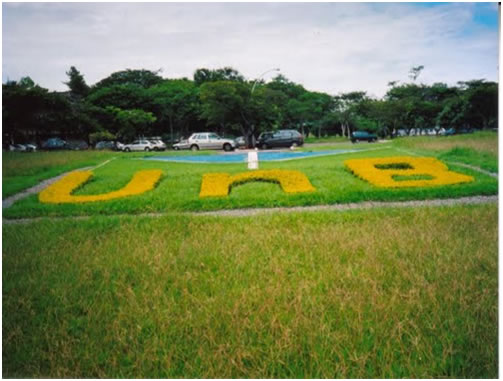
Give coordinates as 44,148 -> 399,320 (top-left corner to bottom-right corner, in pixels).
3,195 -> 497,225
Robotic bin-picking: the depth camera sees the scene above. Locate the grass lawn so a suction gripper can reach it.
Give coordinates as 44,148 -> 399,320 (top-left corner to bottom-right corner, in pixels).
2,131 -> 498,377
304,135 -> 348,144
2,204 -> 497,378
2,141 -> 498,219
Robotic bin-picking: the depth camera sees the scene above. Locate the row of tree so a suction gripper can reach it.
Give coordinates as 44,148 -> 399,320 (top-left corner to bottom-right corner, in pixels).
3,66 -> 498,148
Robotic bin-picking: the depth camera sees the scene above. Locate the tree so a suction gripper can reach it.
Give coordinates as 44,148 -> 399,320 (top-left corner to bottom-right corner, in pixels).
460,80 -> 498,128
436,96 -> 468,130
105,106 -> 157,142
193,67 -> 245,86
408,65 -> 424,81
86,84 -> 152,111
64,66 -> 90,98
89,130 -> 117,145
147,79 -> 200,142
199,80 -> 284,147
199,80 -> 248,138
333,92 -> 369,138
93,69 -> 163,90
2,78 -> 76,143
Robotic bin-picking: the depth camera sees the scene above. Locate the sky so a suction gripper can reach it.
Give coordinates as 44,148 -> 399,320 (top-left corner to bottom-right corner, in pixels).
2,2 -> 499,97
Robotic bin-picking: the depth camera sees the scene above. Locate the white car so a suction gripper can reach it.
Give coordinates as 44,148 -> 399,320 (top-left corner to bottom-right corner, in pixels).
24,143 -> 37,152
122,140 -> 154,152
9,144 -> 27,152
148,139 -> 167,151
173,132 -> 236,151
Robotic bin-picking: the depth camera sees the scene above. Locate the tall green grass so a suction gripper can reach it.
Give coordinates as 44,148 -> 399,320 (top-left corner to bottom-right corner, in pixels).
3,204 -> 497,377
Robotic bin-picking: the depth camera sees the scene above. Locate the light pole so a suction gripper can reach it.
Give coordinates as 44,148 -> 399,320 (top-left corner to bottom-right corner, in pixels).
251,68 -> 280,94
247,68 -> 280,148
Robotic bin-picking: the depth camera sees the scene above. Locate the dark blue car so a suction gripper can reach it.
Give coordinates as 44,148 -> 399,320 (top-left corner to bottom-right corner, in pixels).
351,131 -> 377,143
42,138 -> 67,150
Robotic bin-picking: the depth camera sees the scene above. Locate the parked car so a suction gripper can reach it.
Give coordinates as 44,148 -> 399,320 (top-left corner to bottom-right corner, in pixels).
257,130 -> 304,149
23,143 -> 37,152
122,139 -> 155,152
441,128 -> 456,136
148,139 -> 167,151
235,136 -> 246,148
172,132 -> 236,151
67,140 -> 89,150
458,128 -> 475,134
9,144 -> 27,152
42,138 -> 67,150
351,131 -> 378,143
95,141 -> 124,151
172,139 -> 190,150
394,129 -> 408,137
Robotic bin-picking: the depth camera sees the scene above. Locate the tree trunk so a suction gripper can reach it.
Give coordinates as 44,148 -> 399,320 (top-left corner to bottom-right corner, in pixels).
168,114 -> 174,144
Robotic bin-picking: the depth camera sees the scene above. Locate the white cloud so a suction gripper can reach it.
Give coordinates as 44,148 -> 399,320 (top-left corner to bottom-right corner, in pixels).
2,2 -> 498,97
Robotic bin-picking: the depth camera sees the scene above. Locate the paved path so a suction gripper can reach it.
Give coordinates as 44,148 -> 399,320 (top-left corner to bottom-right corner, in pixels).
3,195 -> 498,225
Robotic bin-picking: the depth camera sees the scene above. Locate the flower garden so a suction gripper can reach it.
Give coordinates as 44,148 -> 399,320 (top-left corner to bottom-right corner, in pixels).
38,156 -> 477,204
199,169 -> 316,198
344,156 -> 474,188
39,169 -> 163,203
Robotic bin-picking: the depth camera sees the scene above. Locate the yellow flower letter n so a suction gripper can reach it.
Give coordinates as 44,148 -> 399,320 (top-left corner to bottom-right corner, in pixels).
200,169 -> 315,198
39,170 -> 163,203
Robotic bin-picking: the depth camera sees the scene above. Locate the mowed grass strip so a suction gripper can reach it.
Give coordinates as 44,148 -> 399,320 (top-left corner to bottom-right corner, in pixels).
3,204 -> 497,378
3,147 -> 497,219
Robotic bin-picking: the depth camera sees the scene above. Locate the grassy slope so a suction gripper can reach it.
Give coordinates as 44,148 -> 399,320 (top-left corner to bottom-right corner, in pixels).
391,131 -> 498,173
3,145 -> 498,219
3,204 -> 497,378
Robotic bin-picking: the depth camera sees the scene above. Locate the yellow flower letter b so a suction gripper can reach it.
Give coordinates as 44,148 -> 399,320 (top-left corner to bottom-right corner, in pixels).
39,169 -> 163,203
200,169 -> 315,197
344,156 -> 473,188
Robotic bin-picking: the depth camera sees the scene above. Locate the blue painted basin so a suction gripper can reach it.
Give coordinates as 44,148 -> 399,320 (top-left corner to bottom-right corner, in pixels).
143,149 -> 359,164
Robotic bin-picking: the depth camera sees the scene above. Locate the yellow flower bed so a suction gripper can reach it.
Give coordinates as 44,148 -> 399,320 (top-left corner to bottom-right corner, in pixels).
200,169 -> 316,198
39,169 -> 163,203
344,156 -> 474,188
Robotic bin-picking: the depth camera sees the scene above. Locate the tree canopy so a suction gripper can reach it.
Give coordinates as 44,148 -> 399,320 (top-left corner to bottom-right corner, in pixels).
2,65 -> 498,146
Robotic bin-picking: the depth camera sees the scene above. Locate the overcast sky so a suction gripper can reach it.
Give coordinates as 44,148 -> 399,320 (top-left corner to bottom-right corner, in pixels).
2,2 -> 499,97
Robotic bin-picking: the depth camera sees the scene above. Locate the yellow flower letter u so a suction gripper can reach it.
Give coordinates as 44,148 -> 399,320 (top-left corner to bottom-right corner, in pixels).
199,169 -> 315,198
344,156 -> 473,188
39,169 -> 163,203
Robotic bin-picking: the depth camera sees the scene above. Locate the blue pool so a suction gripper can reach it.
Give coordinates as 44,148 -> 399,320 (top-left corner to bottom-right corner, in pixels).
143,149 -> 361,164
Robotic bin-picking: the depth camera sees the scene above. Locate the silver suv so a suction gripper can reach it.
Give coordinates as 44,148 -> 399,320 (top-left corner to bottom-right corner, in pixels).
173,132 -> 236,151
122,139 -> 154,152
148,139 -> 167,151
